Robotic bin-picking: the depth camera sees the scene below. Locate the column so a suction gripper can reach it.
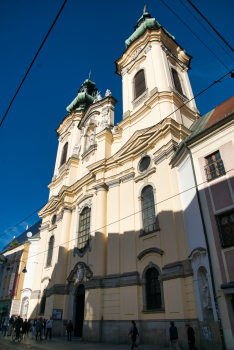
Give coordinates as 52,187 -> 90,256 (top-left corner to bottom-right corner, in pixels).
93,184 -> 108,276
54,208 -> 72,284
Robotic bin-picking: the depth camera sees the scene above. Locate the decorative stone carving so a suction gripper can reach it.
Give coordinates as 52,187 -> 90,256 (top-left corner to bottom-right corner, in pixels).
201,270 -> 212,310
89,131 -> 95,145
67,261 -> 93,283
72,143 -> 81,156
100,108 -> 111,131
77,198 -> 92,213
131,47 -> 142,61
121,68 -> 128,76
105,89 -> 111,97
93,91 -> 102,103
144,44 -> 152,54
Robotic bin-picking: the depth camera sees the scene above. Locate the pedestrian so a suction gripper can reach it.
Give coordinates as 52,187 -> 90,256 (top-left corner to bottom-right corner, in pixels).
3,314 -> 9,336
67,320 -> 73,341
45,316 -> 53,339
13,316 -> 23,340
1,315 -> 5,334
8,316 -> 14,336
41,318 -> 46,339
26,319 -> 31,336
31,318 -> 37,339
169,321 -> 181,350
186,323 -> 197,350
22,319 -> 28,339
36,317 -> 43,341
128,320 -> 139,350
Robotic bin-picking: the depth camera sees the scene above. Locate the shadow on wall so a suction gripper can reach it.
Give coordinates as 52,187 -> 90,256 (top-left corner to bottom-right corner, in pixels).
23,175 -> 233,350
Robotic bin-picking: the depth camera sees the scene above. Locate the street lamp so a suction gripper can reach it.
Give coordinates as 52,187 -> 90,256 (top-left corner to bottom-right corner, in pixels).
22,261 -> 27,273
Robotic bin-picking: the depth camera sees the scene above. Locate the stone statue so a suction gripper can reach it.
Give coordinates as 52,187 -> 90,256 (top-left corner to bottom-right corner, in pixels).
89,131 -> 95,145
105,89 -> 111,97
22,299 -> 29,317
76,264 -> 84,282
201,272 -> 212,310
100,109 -> 110,131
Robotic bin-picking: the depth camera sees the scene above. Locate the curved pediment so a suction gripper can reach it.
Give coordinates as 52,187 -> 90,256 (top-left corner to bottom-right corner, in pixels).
137,247 -> 164,260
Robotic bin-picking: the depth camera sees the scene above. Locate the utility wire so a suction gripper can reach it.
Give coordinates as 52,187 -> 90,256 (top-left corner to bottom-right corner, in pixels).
160,0 -> 230,71
178,0 -> 234,63
20,164 -> 234,265
0,0 -> 68,128
1,68 -> 233,241
187,0 -> 234,54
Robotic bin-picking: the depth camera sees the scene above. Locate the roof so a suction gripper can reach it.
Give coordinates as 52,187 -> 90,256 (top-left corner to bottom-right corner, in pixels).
2,219 -> 42,252
125,12 -> 175,49
170,95 -> 234,164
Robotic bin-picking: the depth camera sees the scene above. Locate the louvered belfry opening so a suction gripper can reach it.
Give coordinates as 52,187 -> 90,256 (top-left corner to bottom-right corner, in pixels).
171,68 -> 183,95
134,70 -> 146,99
60,142 -> 68,167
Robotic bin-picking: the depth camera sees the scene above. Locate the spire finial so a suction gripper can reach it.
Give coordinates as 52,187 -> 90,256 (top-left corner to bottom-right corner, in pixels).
143,5 -> 146,14
89,70 -> 91,79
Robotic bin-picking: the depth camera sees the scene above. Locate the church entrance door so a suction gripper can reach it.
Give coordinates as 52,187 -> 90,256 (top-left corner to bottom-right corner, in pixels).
74,285 -> 85,337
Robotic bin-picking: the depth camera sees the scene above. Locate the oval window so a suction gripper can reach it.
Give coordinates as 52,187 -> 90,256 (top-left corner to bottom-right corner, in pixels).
139,156 -> 151,172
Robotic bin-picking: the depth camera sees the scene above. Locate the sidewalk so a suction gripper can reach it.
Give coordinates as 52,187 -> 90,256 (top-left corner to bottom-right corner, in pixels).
0,333 -> 172,350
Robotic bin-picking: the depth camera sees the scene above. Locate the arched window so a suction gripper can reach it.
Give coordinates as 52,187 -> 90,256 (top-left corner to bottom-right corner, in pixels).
46,236 -> 54,267
146,267 -> 161,310
78,207 -> 91,254
39,289 -> 46,315
171,68 -> 183,95
134,70 -> 146,99
51,214 -> 57,226
60,142 -> 68,167
141,185 -> 157,234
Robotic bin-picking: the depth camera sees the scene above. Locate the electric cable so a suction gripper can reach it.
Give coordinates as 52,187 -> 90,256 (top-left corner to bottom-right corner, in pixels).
1,68 -> 233,241
19,163 -> 234,265
187,0 -> 234,54
0,0 -> 68,128
160,0 -> 231,71
178,0 -> 234,63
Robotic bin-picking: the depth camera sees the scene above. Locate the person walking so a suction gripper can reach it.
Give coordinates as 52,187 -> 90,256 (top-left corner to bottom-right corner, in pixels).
36,317 -> 43,341
1,315 -> 5,334
186,324 -> 197,350
128,320 -> 139,350
169,321 -> 181,350
22,319 -> 28,339
45,316 -> 53,339
13,316 -> 23,340
8,316 -> 14,336
31,318 -> 37,339
3,314 -> 9,336
67,320 -> 73,341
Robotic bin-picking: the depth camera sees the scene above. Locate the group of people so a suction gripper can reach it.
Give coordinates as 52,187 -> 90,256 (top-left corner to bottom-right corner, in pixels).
128,320 -> 197,350
31,316 -> 53,340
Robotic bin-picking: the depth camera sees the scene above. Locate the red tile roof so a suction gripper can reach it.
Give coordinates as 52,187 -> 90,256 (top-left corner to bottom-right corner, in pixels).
204,95 -> 234,129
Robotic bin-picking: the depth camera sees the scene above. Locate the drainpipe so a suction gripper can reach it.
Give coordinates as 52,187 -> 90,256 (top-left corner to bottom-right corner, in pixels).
185,144 -> 226,350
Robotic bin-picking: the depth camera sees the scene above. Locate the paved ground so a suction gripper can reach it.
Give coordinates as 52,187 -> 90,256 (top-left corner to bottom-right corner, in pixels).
0,334 -> 172,350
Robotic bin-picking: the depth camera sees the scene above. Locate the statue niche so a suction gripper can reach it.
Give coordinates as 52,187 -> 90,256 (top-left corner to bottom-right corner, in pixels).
85,124 -> 95,150
198,266 -> 213,321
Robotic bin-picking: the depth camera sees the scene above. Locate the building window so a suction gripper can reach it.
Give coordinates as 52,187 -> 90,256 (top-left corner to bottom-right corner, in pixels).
171,68 -> 183,95
146,267 -> 162,310
51,215 -> 57,226
78,207 -> 91,254
60,142 -> 68,167
39,290 -> 46,315
141,185 -> 158,234
216,210 -> 234,248
46,236 -> 54,267
205,151 -> 225,181
139,156 -> 151,173
134,70 -> 146,99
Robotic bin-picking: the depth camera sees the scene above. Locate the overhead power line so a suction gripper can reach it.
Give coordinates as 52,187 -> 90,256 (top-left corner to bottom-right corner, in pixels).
19,164 -> 234,265
178,0 -> 234,63
187,0 -> 234,54
160,0 -> 230,71
0,0 -> 68,128
1,66 -> 233,242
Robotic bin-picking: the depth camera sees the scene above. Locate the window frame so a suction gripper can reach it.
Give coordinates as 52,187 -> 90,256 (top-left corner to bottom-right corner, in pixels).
139,184 -> 159,237
45,235 -> 54,268
216,209 -> 234,248
133,69 -> 147,101
60,142 -> 68,167
204,151 -> 226,182
51,214 -> 57,226
77,207 -> 91,256
142,263 -> 164,312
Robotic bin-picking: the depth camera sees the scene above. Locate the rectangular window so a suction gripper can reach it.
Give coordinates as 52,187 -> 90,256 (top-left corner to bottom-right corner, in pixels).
205,151 -> 225,181
216,210 -> 234,248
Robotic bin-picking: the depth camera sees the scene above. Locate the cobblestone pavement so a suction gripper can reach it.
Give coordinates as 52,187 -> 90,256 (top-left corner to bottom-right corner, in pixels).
0,334 -> 172,350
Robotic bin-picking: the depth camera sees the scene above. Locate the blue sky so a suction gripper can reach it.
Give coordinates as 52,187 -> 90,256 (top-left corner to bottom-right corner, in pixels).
0,0 -> 234,250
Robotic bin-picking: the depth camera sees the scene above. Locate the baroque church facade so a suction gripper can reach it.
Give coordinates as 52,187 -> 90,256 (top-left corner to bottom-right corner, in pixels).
28,12 -> 223,349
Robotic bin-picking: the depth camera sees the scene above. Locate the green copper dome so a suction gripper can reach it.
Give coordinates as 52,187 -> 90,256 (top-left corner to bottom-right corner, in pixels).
66,78 -> 98,113
125,12 -> 175,49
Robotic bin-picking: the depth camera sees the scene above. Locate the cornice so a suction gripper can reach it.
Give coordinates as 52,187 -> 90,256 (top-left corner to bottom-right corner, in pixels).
134,167 -> 156,183
95,128 -> 113,143
137,247 -> 164,260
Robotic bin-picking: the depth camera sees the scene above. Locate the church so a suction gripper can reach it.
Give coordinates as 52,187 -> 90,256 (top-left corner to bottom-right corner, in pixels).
28,11 -> 224,349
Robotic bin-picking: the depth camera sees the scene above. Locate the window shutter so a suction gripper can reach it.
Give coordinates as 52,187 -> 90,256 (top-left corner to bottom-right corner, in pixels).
60,142 -> 68,166
135,70 -> 146,99
172,69 -> 183,95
